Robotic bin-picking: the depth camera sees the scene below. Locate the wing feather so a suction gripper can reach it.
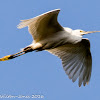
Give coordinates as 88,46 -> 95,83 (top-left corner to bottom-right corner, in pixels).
47,39 -> 92,87
17,9 -> 64,41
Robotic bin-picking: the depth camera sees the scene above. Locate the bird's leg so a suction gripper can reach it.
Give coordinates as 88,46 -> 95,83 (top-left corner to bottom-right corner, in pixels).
0,42 -> 43,61
22,46 -> 34,53
0,46 -> 34,61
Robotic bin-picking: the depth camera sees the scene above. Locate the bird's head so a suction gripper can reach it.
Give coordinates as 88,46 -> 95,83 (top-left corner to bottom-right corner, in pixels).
72,29 -> 100,36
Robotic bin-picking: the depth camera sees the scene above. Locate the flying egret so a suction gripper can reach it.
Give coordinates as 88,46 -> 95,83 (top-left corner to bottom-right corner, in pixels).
0,9 -> 100,87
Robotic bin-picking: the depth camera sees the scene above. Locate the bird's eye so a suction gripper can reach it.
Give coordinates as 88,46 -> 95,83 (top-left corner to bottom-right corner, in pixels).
80,30 -> 83,32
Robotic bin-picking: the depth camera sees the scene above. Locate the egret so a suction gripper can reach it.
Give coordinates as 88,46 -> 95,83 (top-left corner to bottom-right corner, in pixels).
0,9 -> 100,87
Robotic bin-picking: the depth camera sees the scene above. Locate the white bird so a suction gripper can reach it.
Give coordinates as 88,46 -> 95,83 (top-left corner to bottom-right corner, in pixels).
0,9 -> 100,87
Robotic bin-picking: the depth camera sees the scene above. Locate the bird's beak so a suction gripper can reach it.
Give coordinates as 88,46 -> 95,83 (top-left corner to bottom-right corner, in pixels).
85,31 -> 100,34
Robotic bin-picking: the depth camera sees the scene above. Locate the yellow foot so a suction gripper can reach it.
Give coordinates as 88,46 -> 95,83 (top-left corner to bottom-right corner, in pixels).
0,55 -> 11,61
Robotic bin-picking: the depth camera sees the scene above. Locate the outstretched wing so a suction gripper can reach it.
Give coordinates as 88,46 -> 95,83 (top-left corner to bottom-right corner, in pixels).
17,9 -> 64,42
47,39 -> 92,87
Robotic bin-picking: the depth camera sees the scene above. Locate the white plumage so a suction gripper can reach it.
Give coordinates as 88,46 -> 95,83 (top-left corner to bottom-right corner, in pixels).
1,9 -> 100,87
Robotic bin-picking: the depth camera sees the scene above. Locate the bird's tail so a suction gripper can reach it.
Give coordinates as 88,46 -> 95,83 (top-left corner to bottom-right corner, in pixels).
0,46 -> 34,61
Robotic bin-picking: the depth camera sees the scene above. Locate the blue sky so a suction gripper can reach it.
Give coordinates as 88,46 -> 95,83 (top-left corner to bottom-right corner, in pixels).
0,0 -> 100,100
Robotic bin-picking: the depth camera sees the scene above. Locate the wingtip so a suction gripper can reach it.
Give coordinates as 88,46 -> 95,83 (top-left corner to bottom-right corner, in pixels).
78,82 -> 89,87
54,9 -> 61,11
46,9 -> 61,14
86,81 -> 89,85
52,9 -> 60,12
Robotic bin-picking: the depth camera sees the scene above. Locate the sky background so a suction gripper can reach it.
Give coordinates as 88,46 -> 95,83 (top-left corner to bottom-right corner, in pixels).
0,0 -> 100,100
